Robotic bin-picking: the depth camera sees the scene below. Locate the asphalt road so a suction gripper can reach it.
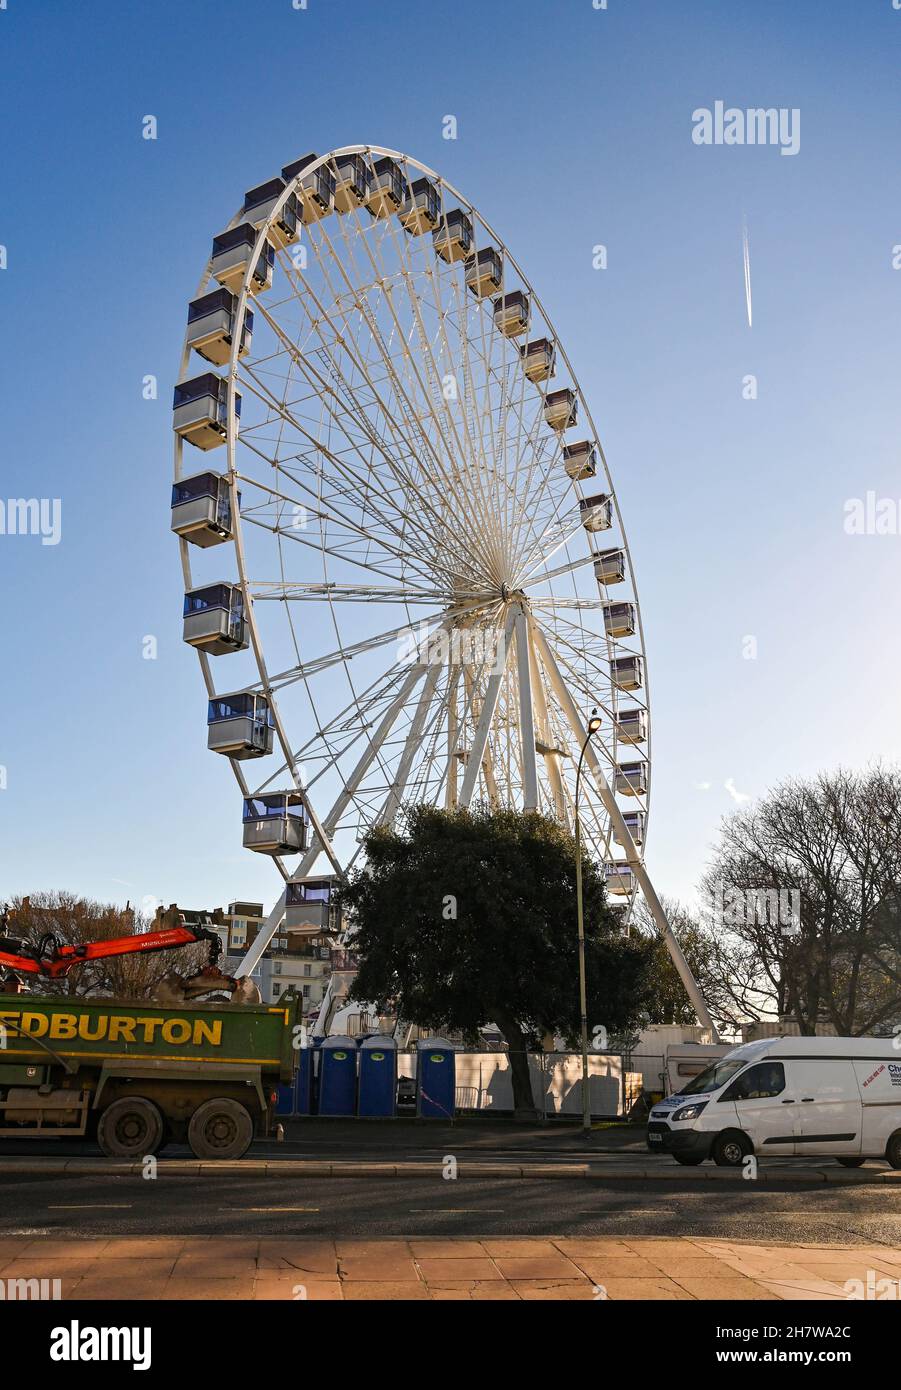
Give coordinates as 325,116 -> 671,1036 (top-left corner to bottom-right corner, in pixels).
3,1169 -> 901,1243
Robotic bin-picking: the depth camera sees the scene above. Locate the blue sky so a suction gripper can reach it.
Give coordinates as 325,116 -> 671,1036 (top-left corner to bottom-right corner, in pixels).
1,0 -> 899,918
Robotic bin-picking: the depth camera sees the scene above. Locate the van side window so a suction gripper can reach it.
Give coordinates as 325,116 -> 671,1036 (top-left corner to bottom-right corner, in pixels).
720,1062 -> 785,1102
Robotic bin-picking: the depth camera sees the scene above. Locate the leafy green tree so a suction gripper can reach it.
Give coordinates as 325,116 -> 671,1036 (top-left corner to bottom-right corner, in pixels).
338,805 -> 656,1115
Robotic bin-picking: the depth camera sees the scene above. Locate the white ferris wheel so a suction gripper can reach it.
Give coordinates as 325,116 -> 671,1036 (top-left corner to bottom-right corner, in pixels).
170,144 -> 711,1029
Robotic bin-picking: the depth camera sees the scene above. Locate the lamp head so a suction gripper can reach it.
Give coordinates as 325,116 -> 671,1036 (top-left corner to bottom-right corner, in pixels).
587,708 -> 602,735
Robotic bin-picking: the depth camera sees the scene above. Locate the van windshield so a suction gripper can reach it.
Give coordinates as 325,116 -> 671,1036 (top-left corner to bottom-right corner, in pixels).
677,1058 -> 748,1095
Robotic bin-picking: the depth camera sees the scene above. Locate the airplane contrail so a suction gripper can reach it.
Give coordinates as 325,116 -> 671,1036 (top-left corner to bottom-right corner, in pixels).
742,215 -> 753,328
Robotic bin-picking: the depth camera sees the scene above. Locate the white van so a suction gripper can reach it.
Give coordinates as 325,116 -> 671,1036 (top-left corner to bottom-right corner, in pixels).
647,1035 -> 901,1167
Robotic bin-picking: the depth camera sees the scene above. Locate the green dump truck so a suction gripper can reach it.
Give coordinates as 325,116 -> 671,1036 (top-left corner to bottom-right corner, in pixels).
0,991 -> 301,1159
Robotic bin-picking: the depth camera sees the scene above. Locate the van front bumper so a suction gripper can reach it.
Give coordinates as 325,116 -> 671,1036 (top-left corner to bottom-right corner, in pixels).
646,1122 -> 711,1160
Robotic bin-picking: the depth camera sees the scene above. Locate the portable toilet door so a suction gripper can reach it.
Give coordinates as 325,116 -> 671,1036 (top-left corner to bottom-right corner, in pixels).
416,1038 -> 456,1119
293,1046 -> 314,1117
317,1035 -> 357,1117
358,1036 -> 398,1118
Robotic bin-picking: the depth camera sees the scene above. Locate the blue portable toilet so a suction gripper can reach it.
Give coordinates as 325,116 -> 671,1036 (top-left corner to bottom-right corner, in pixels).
416,1037 -> 456,1119
358,1036 -> 397,1118
317,1035 -> 357,1116
274,1081 -> 295,1117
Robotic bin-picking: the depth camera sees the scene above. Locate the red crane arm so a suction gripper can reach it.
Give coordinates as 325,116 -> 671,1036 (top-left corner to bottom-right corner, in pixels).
0,924 -> 222,981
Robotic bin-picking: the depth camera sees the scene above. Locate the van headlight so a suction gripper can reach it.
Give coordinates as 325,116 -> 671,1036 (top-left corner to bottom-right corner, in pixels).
672,1102 -> 708,1122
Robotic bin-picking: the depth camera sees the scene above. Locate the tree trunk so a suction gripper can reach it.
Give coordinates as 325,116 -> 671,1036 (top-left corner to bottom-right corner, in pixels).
493,1009 -> 537,1118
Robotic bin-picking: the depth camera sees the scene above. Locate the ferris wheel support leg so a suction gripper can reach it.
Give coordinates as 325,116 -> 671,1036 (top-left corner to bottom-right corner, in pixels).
527,617 -> 566,820
294,656 -> 433,876
459,610 -> 516,810
532,626 -> 719,1041
514,606 -> 539,811
376,659 -> 444,828
234,890 -> 287,979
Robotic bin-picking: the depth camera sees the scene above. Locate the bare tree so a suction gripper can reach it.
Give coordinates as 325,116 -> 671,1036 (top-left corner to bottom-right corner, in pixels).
699,767 -> 901,1036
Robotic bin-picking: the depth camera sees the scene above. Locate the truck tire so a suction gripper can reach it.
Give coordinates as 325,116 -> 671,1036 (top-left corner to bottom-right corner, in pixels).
886,1132 -> 901,1170
188,1098 -> 254,1160
836,1157 -> 866,1168
712,1130 -> 751,1167
97,1097 -> 165,1159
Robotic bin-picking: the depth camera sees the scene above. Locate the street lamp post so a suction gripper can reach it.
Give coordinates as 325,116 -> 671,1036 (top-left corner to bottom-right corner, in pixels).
575,709 -> 602,1138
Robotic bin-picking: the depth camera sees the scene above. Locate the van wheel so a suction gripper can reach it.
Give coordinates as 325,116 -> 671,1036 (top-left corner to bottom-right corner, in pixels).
98,1098 -> 165,1159
188,1098 -> 253,1160
673,1152 -> 704,1166
712,1131 -> 751,1167
836,1157 -> 866,1168
886,1132 -> 901,1170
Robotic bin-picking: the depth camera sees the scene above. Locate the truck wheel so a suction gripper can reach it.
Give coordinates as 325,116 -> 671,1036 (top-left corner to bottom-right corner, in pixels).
712,1131 -> 751,1167
886,1132 -> 901,1170
188,1098 -> 253,1160
836,1157 -> 866,1168
673,1152 -> 704,1166
98,1098 -> 165,1159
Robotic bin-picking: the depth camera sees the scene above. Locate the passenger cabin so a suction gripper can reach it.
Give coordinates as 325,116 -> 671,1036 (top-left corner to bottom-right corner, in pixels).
433,208 -> 474,263
521,338 -> 556,383
182,583 -> 248,655
282,154 -> 336,224
331,153 -> 371,213
592,548 -> 626,585
605,863 -> 635,897
562,441 -> 596,481
615,760 -> 649,797
207,691 -> 274,759
242,177 -> 299,248
613,708 -> 648,745
242,792 -> 309,855
173,374 -> 240,451
493,290 -> 530,337
211,224 -> 275,295
579,493 -> 612,533
613,812 -> 645,848
284,876 -> 338,936
186,288 -> 253,367
611,655 -> 644,691
399,177 -> 441,235
366,157 -> 406,218
171,470 -> 235,547
602,601 -> 637,639
544,388 -> 578,432
465,247 -> 503,298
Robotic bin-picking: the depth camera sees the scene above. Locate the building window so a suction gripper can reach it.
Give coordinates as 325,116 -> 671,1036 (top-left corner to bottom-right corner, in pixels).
272,983 -> 281,997
302,985 -> 310,998
303,964 -> 311,977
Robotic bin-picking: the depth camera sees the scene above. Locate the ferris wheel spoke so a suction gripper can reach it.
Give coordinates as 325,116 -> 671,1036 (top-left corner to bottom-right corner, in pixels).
248,582 -> 448,603
282,234 -> 475,534
323,209 -> 491,529
237,481 -> 456,592
250,274 -> 487,590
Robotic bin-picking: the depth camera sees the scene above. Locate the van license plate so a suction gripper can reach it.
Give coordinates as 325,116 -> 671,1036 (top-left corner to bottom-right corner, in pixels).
648,1133 -> 662,1143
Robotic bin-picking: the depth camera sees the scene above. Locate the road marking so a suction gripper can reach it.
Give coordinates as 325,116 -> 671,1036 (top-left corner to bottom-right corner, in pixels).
409,1209 -> 505,1214
225,1207 -> 320,1213
48,1204 -> 133,1210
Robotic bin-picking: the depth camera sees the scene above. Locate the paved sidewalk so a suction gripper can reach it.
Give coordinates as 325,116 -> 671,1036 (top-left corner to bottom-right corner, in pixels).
2,1236 -> 899,1301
